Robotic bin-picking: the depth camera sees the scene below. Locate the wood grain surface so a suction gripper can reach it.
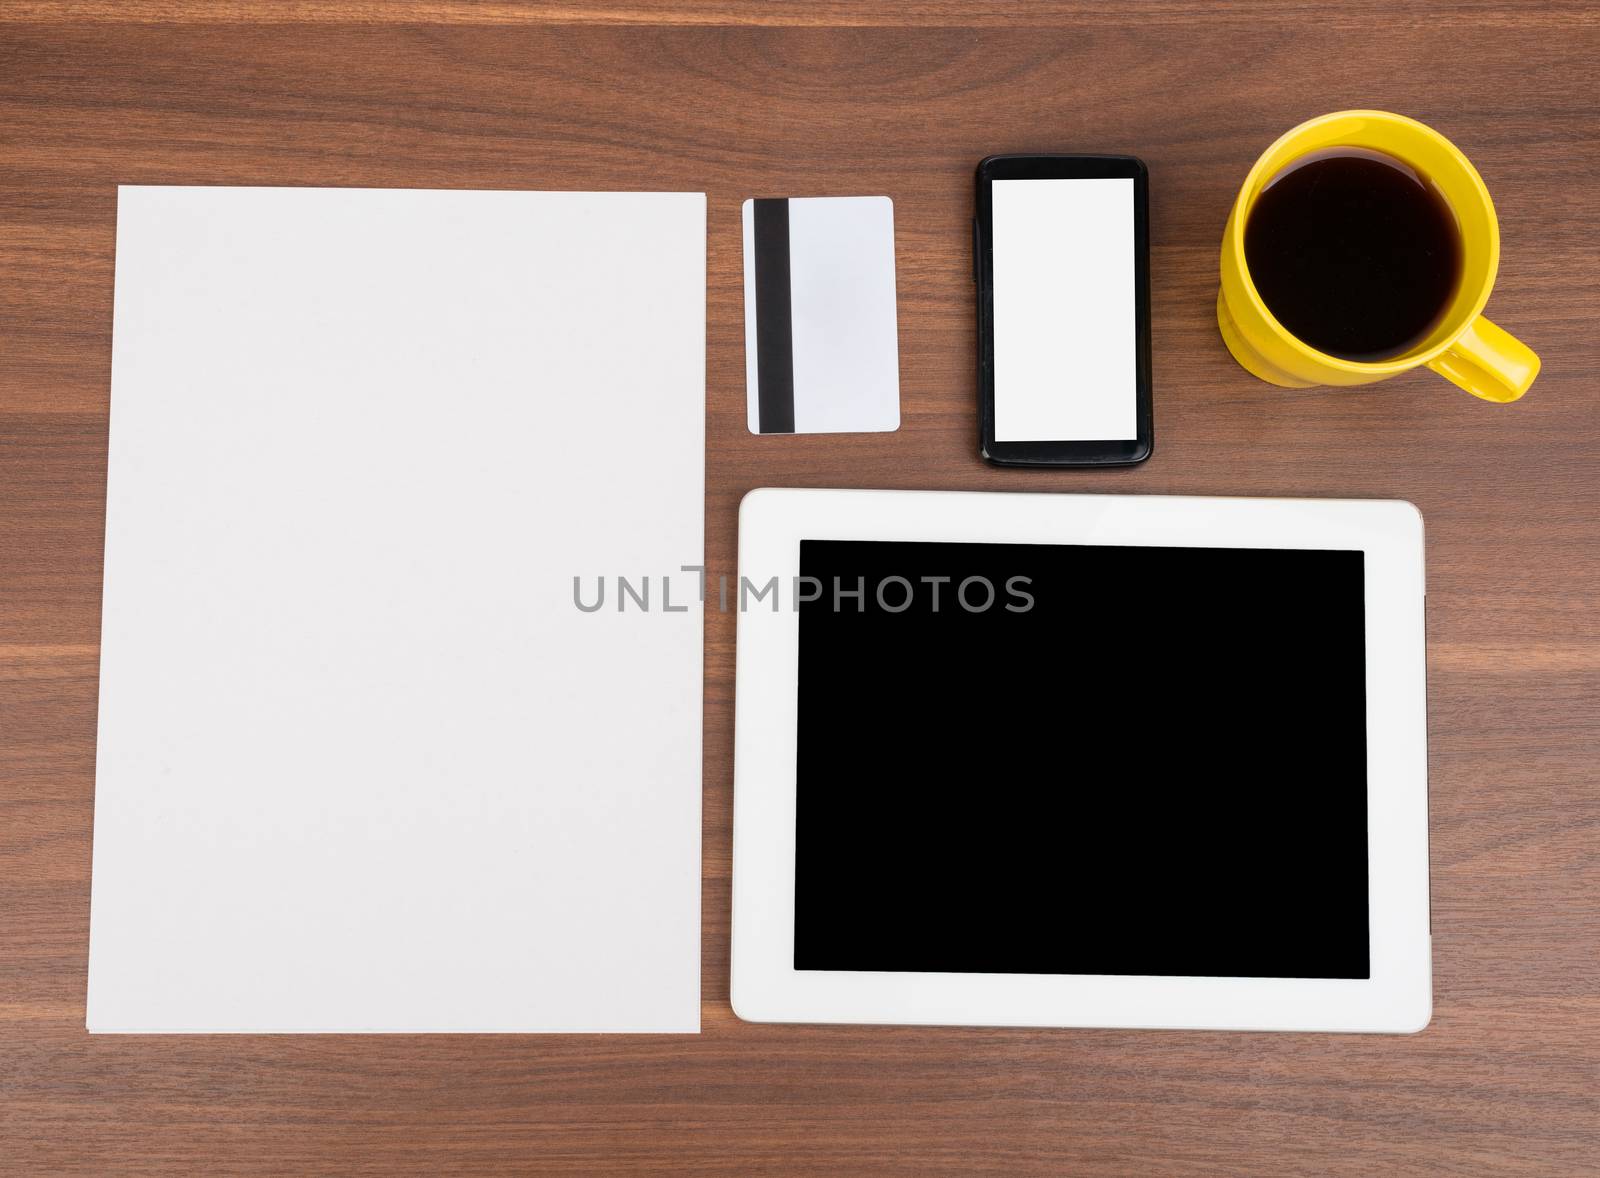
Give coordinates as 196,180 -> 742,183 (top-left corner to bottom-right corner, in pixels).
2,3 -> 1597,1173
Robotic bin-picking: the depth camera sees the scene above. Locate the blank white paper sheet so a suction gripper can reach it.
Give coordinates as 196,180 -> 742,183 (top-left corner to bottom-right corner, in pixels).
88,187 -> 705,1033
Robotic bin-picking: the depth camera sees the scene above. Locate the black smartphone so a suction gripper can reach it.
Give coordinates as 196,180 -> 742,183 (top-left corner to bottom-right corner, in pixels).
975,154 -> 1153,467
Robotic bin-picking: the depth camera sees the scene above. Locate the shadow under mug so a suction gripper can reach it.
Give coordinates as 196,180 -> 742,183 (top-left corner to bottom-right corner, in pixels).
1218,110 -> 1540,403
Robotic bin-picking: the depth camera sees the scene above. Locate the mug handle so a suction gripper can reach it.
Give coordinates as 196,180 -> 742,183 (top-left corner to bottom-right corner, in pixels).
1427,315 -> 1540,403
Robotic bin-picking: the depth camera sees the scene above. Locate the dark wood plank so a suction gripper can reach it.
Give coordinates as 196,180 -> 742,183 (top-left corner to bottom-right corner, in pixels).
1,9 -> 1596,1175
3,0 -> 1599,26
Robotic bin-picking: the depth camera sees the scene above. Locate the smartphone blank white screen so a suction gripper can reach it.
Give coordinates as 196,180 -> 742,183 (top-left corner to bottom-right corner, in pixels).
992,177 -> 1137,442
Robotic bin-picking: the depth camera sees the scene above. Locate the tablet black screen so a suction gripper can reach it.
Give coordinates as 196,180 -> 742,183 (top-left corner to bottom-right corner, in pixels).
793,539 -> 1370,979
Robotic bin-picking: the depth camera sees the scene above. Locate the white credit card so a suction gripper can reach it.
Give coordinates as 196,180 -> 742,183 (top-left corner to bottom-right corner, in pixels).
742,196 -> 900,435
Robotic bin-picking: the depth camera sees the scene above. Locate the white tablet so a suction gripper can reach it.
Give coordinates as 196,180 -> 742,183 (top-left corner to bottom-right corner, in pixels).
731,489 -> 1430,1033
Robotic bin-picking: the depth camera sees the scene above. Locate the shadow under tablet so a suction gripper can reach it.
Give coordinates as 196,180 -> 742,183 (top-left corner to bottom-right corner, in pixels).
793,538 -> 1369,981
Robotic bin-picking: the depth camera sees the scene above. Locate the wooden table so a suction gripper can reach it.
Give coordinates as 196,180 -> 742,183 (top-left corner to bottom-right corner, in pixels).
3,3 -> 1596,1173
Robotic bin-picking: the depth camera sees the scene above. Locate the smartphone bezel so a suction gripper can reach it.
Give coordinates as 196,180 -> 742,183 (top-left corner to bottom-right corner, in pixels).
976,153 -> 1154,468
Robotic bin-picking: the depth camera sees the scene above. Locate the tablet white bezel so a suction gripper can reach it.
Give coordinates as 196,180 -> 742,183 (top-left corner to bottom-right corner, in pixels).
730,488 -> 1430,1033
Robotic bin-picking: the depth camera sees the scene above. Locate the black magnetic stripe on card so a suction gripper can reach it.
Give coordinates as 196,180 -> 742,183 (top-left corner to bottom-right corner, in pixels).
752,198 -> 796,434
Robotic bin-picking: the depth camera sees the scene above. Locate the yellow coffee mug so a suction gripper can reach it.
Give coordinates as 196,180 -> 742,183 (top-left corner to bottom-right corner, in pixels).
1218,110 -> 1539,402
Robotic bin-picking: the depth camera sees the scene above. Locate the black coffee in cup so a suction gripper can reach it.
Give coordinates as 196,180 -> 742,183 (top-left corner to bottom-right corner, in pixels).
1244,148 -> 1462,362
